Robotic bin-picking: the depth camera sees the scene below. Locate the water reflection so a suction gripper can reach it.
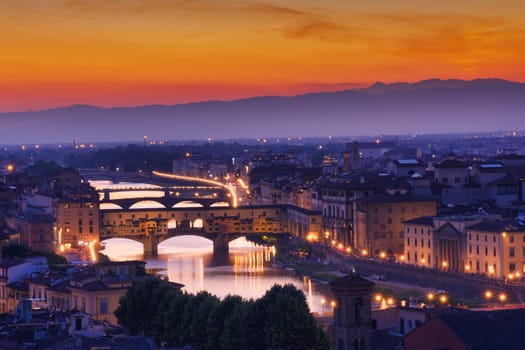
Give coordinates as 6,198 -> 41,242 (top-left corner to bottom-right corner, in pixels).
100,236 -> 332,313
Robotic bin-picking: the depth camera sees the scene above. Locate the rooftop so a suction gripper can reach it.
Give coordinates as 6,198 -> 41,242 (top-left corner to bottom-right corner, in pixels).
403,216 -> 434,226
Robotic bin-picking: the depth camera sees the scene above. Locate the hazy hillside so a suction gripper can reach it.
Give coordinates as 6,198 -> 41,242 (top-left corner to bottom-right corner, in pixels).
1,79 -> 524,144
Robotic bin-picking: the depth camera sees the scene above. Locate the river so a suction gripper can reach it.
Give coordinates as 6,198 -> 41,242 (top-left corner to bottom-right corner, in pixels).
92,180 -> 334,314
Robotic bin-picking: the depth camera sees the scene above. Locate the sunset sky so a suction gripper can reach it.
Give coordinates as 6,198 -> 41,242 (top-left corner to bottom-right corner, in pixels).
2,0 -> 525,112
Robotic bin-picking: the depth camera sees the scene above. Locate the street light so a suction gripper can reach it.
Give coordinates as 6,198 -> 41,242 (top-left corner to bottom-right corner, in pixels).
374,294 -> 383,302
485,290 -> 493,300
321,298 -> 326,314
439,295 -> 448,304
427,293 -> 435,301
499,293 -> 507,303
442,261 -> 448,269
331,300 -> 337,311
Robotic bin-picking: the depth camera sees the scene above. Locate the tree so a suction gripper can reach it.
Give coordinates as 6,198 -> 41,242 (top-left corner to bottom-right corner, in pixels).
115,277 -> 179,336
258,284 -> 331,350
206,295 -> 244,350
220,301 -> 254,350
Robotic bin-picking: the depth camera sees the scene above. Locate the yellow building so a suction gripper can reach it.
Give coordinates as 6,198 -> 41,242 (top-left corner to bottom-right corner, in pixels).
403,217 -> 434,268
356,194 -> 437,257
54,196 -> 100,250
465,220 -> 525,279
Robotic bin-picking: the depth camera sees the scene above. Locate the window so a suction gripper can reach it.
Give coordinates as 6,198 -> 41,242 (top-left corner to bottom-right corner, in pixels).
469,245 -> 472,254
388,207 -> 392,213
510,247 -> 515,257
510,236 -> 515,243
476,234 -> 479,241
510,263 -> 516,273
494,248 -> 497,257
387,218 -> 392,224
427,240 -> 431,248
407,238 -> 410,246
100,299 -> 108,314
476,246 -> 479,255
454,177 -> 461,183
493,236 -> 496,243
485,247 -> 488,256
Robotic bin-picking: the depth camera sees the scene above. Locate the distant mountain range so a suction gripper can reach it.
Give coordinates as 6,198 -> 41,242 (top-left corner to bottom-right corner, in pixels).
1,78 -> 524,144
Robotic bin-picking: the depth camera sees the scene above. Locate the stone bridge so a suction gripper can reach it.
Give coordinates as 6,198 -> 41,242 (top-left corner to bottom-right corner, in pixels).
100,225 -> 243,259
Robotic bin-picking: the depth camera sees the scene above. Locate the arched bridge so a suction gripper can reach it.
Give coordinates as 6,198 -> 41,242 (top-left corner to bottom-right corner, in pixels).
101,221 -> 251,258
99,187 -> 233,210
101,196 -> 232,210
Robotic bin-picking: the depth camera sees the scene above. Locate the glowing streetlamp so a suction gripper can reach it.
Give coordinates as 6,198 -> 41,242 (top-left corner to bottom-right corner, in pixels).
330,300 -> 337,311
380,252 -> 386,259
439,294 -> 448,304
485,290 -> 493,300
386,297 -> 395,306
499,293 -> 507,303
427,293 -> 435,301
442,261 -> 448,269
321,298 -> 326,313
374,294 -> 383,302
361,249 -> 368,257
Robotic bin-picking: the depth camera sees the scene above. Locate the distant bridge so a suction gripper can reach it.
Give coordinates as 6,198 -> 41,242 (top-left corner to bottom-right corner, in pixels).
99,186 -> 232,210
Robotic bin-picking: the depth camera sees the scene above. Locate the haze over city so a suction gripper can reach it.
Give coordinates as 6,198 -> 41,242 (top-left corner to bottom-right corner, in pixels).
2,0 -> 524,122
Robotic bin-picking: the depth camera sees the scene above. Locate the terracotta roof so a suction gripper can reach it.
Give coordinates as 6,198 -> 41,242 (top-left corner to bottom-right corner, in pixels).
358,193 -> 436,204
438,309 -> 525,350
404,216 -> 434,226
466,219 -> 525,233
434,159 -> 469,169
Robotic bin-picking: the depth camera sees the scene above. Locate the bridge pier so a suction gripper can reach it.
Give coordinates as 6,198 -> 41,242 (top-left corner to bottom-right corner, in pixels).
103,190 -> 110,201
213,234 -> 230,256
211,234 -> 230,266
143,234 -> 159,258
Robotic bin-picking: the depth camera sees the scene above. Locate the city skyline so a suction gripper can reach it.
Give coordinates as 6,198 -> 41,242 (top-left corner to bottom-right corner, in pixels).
2,0 -> 525,112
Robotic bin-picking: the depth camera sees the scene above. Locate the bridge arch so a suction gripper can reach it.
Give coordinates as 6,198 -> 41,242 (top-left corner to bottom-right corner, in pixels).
100,238 -> 144,259
172,201 -> 204,208
210,201 -> 230,207
129,200 -> 167,209
100,203 -> 124,210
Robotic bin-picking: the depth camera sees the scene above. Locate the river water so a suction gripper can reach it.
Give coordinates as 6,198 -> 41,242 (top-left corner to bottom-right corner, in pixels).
92,180 -> 334,314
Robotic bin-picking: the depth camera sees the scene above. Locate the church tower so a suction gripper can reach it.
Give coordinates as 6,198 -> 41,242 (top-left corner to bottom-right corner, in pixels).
330,274 -> 375,350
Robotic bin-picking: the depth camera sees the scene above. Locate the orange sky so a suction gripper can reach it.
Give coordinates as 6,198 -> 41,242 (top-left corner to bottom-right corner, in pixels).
1,0 -> 525,112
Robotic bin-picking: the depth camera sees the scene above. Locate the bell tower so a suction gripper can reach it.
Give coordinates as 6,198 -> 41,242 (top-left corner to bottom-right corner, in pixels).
330,274 -> 374,350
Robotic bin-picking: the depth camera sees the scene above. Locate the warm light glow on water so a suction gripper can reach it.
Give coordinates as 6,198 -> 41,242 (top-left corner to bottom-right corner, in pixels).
100,236 -> 332,313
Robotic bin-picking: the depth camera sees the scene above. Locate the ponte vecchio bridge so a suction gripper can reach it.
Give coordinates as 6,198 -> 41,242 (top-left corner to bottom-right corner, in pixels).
99,204 -> 320,259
